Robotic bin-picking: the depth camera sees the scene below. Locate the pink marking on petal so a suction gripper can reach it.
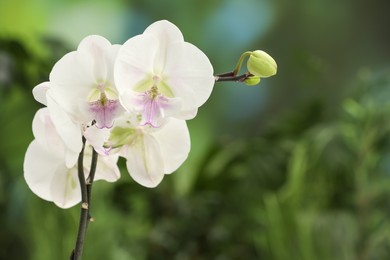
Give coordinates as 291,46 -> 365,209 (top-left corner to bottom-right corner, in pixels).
132,92 -> 180,127
89,99 -> 120,128
141,94 -> 165,127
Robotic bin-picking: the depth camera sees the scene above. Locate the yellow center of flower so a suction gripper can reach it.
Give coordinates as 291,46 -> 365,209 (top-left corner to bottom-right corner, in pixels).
149,86 -> 159,99
99,92 -> 108,106
134,74 -> 174,98
87,82 -> 118,103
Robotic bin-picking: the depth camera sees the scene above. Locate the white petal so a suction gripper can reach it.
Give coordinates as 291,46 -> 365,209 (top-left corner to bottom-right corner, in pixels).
125,134 -> 164,188
115,34 -> 158,95
47,93 -> 83,154
119,89 -> 144,113
152,119 -> 190,173
77,35 -> 112,82
32,108 -> 79,167
84,125 -> 111,155
93,153 -> 121,182
105,44 -> 121,85
32,108 -> 65,157
50,165 -> 81,209
49,51 -> 96,116
143,20 -> 184,44
143,20 -> 184,73
163,41 -> 215,111
24,140 -> 62,201
65,150 -> 79,169
32,81 -> 50,105
174,108 -> 198,120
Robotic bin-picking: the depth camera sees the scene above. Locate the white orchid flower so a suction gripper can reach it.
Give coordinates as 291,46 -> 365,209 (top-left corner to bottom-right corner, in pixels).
32,35 -> 124,153
109,113 -> 190,188
24,108 -> 120,208
114,20 -> 215,127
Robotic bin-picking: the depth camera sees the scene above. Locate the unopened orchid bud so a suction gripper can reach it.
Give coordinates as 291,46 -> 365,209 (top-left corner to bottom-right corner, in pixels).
244,76 -> 261,86
247,50 -> 277,78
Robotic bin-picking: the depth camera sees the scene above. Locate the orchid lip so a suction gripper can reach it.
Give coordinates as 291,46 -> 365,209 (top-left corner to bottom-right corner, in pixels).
89,96 -> 120,129
141,89 -> 164,127
133,89 -> 179,128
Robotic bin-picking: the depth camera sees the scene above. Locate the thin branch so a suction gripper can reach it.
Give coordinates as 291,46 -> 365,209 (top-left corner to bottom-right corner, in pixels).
86,148 -> 98,221
71,137 -> 88,260
215,73 -> 251,83
215,71 -> 235,77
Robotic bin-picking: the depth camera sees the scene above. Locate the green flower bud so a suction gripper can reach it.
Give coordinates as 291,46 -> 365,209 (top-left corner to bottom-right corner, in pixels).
244,76 -> 261,86
247,50 -> 277,78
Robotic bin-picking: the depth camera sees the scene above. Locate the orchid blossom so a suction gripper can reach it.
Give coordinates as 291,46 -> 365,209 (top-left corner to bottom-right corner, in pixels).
32,35 -> 123,153
114,20 -> 215,127
24,108 -> 120,208
108,113 -> 190,188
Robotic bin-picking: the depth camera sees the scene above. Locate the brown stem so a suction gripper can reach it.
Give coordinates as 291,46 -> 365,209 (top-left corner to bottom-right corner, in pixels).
70,138 -> 98,260
215,72 -> 251,83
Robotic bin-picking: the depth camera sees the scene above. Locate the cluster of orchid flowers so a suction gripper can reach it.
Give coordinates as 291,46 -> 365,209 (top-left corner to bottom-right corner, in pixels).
24,20 -> 277,209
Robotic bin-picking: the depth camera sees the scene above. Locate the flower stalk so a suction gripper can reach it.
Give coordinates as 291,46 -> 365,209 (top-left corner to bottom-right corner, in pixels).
214,72 -> 252,83
70,137 -> 99,260
214,50 -> 277,85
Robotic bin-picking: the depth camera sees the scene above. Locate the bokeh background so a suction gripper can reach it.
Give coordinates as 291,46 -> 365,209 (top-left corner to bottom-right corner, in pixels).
1,0 -> 390,259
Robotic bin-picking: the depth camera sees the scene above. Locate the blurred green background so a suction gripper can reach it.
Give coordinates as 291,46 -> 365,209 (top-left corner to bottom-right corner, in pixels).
1,0 -> 390,259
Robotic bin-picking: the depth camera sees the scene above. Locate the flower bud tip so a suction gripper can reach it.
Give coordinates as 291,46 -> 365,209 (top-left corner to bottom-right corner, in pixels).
247,50 -> 277,78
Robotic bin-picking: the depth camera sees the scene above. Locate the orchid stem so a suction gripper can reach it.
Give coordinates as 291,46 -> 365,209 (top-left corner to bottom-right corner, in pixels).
86,148 -> 98,221
214,51 -> 254,83
70,137 -> 98,260
215,71 -> 235,77
214,72 -> 251,83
